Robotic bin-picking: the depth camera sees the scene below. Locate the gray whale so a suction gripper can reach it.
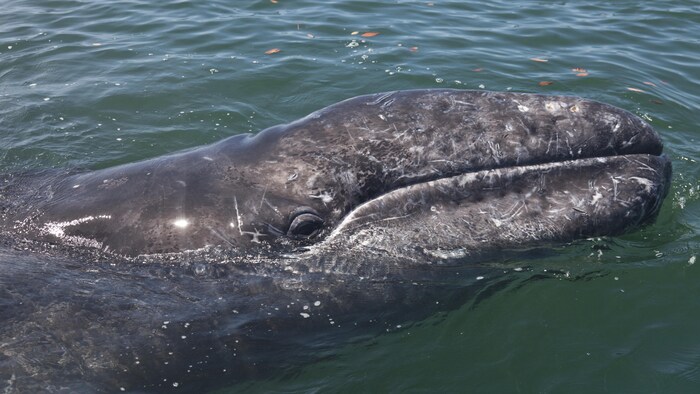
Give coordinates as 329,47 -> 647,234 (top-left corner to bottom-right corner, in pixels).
0,90 -> 671,392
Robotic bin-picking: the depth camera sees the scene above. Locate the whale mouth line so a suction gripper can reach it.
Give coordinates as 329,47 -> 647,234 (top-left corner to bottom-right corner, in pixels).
327,147 -> 668,243
393,142 -> 665,192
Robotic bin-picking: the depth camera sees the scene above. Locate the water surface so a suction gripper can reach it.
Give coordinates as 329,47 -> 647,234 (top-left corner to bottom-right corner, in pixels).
1,1 -> 699,392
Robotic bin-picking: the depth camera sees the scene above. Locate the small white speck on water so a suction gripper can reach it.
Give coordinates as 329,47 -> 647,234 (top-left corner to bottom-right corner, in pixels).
300,313 -> 310,318
172,382 -> 179,387
43,97 -> 50,101
116,138 -> 122,141
314,301 -> 321,307
435,78 -> 444,83
303,305 -> 309,310
181,335 -> 187,339
614,277 -> 619,281
476,276 -> 484,280
72,184 -> 80,189
689,255 -> 696,265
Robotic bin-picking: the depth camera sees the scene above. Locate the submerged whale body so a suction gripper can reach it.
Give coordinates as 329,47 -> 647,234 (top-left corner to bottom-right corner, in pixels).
0,90 -> 671,392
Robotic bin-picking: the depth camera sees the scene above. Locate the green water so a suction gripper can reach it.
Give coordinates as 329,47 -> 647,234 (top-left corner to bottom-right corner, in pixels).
2,0 -> 699,392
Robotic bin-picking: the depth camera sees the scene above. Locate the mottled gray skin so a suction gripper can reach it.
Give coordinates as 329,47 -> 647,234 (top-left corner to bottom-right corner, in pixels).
0,90 -> 671,392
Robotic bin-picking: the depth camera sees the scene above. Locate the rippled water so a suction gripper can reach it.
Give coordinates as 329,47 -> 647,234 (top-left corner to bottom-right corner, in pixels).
2,0 -> 699,392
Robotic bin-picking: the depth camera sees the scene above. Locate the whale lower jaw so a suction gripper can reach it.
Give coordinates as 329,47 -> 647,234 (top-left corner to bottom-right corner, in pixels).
325,153 -> 671,261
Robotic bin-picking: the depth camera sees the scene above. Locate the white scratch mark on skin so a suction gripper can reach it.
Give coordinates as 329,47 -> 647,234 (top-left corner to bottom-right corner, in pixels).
545,134 -> 555,154
503,201 -> 525,220
629,177 -> 654,193
633,159 -> 659,174
234,196 -> 243,236
346,126 -> 359,153
259,183 -> 269,210
264,199 -> 283,217
487,141 -> 501,164
242,228 -> 267,243
452,99 -> 476,108
309,191 -> 334,204
566,137 -> 573,157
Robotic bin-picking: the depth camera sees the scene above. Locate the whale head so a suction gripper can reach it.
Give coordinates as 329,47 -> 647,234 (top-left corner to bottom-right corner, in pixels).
1,90 -> 671,265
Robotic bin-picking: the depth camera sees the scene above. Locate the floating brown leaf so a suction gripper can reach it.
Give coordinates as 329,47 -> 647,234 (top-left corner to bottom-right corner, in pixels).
627,87 -> 645,93
409,46 -> 419,52
576,72 -> 589,77
538,81 -> 554,86
530,57 -> 548,63
265,48 -> 281,55
361,32 -> 380,37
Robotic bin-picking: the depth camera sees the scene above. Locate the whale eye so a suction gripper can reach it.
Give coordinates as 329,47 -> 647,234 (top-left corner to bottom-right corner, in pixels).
287,207 -> 324,238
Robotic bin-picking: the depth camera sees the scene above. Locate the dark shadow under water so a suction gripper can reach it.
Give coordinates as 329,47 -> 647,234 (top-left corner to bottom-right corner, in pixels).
0,238 -> 608,393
